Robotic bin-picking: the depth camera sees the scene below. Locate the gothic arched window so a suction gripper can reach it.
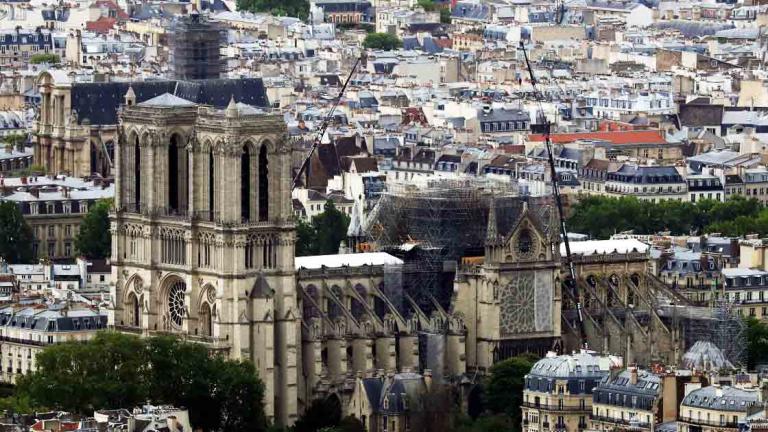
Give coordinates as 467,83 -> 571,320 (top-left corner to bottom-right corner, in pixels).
259,144 -> 269,221
134,136 -> 141,209
241,145 -> 251,221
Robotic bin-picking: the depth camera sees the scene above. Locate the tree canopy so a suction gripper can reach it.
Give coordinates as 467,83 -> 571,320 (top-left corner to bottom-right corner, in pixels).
745,317 -> 768,370
14,332 -> 267,432
236,0 -> 309,20
567,195 -> 765,238
75,199 -> 112,259
2,133 -> 26,148
29,53 -> 60,64
484,354 -> 538,429
363,33 -> 403,51
295,200 -> 350,256
0,201 -> 34,263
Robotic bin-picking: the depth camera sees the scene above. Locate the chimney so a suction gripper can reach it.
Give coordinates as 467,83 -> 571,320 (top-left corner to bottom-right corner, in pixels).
629,365 -> 638,385
20,176 -> 27,184
29,188 -> 38,198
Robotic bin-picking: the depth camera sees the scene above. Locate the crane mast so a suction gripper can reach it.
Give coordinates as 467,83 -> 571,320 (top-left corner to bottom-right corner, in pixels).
519,41 -> 587,348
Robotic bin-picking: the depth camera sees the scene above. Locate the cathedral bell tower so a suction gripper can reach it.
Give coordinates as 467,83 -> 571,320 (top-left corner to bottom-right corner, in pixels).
109,94 -> 298,425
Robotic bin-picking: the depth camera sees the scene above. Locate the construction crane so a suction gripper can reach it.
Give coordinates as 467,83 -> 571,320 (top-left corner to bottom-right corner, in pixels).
291,55 -> 363,190
519,41 -> 587,348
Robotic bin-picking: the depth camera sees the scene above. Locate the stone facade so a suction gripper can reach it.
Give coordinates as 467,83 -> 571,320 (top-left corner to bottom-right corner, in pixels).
109,97 -> 298,424
107,94 -> 681,427
453,201 -> 563,370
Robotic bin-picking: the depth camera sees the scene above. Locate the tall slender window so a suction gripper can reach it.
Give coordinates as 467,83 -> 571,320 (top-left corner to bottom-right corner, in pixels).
208,149 -> 215,221
241,145 -> 251,221
169,135 -> 179,211
258,145 -> 268,221
134,137 -> 141,209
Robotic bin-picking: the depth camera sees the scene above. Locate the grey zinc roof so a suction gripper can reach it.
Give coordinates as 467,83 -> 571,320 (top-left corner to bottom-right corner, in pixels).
681,386 -> 759,412
598,369 -> 661,396
138,93 -> 197,107
528,351 -> 610,379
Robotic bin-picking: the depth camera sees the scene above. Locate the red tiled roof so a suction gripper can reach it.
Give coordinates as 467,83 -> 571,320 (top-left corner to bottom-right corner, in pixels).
90,0 -> 129,19
528,130 -> 667,145
85,16 -> 117,33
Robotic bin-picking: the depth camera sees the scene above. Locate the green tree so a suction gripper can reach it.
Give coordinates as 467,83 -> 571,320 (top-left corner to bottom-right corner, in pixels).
745,317 -> 768,370
312,201 -> 351,254
293,397 -> 342,432
440,7 -> 451,23
16,332 -> 268,432
0,201 -> 34,263
567,195 -> 766,238
296,218 -> 316,256
410,384 -> 464,432
16,332 -> 149,413
363,32 -> 403,51
295,201 -> 351,256
75,199 -> 112,259
29,53 -> 60,64
337,416 -> 366,432
484,354 -> 538,429
236,0 -> 309,19
417,0 -> 436,11
2,133 -> 26,148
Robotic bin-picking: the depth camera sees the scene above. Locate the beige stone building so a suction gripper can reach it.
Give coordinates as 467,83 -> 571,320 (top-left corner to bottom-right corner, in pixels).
522,351 -> 620,432
106,90 -> 580,426
679,386 -> 762,432
0,304 -> 106,384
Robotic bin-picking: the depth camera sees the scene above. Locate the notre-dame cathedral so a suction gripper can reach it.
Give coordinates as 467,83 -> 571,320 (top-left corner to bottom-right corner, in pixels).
108,89 -> 564,426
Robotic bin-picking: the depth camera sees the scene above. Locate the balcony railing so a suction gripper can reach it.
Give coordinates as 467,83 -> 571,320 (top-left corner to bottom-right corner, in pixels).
590,415 -> 651,429
523,402 -> 590,412
678,417 -> 739,428
0,335 -> 48,347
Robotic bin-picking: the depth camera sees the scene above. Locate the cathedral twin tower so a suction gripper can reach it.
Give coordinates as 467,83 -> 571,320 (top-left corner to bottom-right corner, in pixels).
109,93 -> 300,424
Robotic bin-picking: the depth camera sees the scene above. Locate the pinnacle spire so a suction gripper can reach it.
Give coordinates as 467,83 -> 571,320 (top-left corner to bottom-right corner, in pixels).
486,197 -> 498,244
225,95 -> 238,118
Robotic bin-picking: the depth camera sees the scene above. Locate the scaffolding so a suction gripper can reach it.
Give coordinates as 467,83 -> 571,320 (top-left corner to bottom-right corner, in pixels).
364,178 -> 538,316
168,14 -> 224,80
662,300 -> 747,368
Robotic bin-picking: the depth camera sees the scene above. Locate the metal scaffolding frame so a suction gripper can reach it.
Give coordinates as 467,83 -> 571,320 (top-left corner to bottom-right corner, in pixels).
662,300 -> 748,368
363,178 -> 525,315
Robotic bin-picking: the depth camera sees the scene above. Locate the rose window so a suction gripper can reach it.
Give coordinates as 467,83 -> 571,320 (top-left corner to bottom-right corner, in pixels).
168,281 -> 186,327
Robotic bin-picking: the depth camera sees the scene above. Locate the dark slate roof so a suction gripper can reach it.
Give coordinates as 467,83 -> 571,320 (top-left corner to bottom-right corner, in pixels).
678,104 -> 724,127
250,275 -> 273,298
41,8 -> 69,21
0,307 -> 106,332
452,1 -> 490,20
608,165 -> 684,184
362,378 -> 383,410
437,154 -> 461,164
477,107 -> 530,123
379,373 -> 424,414
597,369 -> 661,397
71,78 -> 269,125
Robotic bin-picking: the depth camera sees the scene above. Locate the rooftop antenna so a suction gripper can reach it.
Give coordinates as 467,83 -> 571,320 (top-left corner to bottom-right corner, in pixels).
292,55 -> 362,190
519,40 -> 587,348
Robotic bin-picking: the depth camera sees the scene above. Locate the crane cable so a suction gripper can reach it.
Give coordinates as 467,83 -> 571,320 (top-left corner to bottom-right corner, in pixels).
519,41 -> 587,348
292,56 -> 363,190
